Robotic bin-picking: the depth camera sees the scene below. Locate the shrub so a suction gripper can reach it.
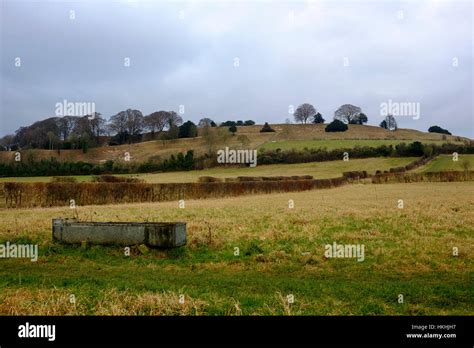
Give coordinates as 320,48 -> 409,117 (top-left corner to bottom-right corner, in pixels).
428,125 -> 451,135
313,113 -> 325,124
178,121 -> 198,138
408,141 -> 424,156
260,122 -> 275,133
221,121 -> 236,127
325,120 -> 348,132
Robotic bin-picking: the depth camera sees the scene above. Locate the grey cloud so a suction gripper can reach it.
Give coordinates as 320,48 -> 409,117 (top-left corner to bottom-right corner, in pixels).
1,0 -> 472,137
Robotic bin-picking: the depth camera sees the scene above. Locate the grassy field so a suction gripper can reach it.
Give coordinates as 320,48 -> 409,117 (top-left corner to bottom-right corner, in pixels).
0,157 -> 416,183
0,182 -> 472,315
415,154 -> 474,173
259,139 -> 462,151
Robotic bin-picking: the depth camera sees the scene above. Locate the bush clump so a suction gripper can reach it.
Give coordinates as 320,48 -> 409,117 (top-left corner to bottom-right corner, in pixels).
325,120 -> 348,132
428,125 -> 451,135
260,122 -> 275,133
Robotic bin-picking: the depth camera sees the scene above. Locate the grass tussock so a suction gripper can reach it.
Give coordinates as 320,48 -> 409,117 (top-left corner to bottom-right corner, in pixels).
0,288 -> 207,315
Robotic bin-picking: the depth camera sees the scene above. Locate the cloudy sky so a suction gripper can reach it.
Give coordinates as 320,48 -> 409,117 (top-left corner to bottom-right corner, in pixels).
1,0 -> 473,137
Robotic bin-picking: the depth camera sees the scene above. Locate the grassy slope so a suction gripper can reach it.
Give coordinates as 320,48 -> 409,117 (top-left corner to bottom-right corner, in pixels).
0,157 -> 416,183
260,139 -> 461,151
414,154 -> 474,173
0,124 -> 468,164
0,182 -> 472,315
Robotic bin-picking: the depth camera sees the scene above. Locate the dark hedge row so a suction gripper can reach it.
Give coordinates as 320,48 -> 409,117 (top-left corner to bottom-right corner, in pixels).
2,177 -> 348,208
257,142 -> 474,165
372,170 -> 474,184
0,150 -> 197,177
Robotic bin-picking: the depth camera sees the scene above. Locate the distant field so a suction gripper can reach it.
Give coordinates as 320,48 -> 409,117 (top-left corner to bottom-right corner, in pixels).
259,139 -> 462,151
0,157 -> 416,183
137,157 -> 415,183
0,182 -> 472,315
415,154 -> 474,173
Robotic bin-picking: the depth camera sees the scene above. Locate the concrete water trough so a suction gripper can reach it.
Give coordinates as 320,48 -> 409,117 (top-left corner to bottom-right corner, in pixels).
52,218 -> 186,248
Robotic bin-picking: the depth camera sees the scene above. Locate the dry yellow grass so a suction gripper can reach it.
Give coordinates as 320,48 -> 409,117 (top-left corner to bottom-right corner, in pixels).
1,182 -> 472,268
0,182 -> 472,315
0,288 -> 207,315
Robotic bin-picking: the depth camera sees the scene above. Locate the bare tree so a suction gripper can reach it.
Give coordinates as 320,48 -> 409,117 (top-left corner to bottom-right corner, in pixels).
125,109 -> 144,135
385,114 -> 397,131
110,109 -> 144,136
144,111 -> 169,138
0,134 -> 15,150
166,111 -> 183,128
109,112 -> 127,135
74,116 -> 93,138
58,116 -> 77,141
294,103 -> 317,124
198,118 -> 214,128
89,113 -> 106,140
46,131 -> 59,150
334,104 -> 362,124
13,117 -> 60,149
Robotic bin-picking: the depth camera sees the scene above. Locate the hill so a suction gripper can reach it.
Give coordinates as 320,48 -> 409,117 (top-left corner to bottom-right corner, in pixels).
0,124 -> 469,164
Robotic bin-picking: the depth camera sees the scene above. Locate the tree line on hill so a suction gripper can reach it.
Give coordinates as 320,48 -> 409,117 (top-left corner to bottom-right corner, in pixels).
0,109 -> 259,152
293,102 -> 453,135
0,103 -> 455,152
294,102 -> 396,133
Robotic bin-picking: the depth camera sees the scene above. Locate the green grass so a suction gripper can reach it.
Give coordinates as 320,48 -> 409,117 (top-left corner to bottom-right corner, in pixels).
0,157 -> 416,183
416,154 -> 474,172
0,182 -> 472,315
259,139 -> 461,151
137,157 -> 416,183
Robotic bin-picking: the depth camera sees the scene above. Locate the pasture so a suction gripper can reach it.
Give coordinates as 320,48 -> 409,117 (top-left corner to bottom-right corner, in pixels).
415,154 -> 474,172
0,157 -> 416,183
0,182 -> 472,315
259,139 -> 461,152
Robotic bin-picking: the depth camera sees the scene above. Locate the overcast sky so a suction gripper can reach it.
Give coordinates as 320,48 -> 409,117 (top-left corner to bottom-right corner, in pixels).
1,0 -> 473,137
